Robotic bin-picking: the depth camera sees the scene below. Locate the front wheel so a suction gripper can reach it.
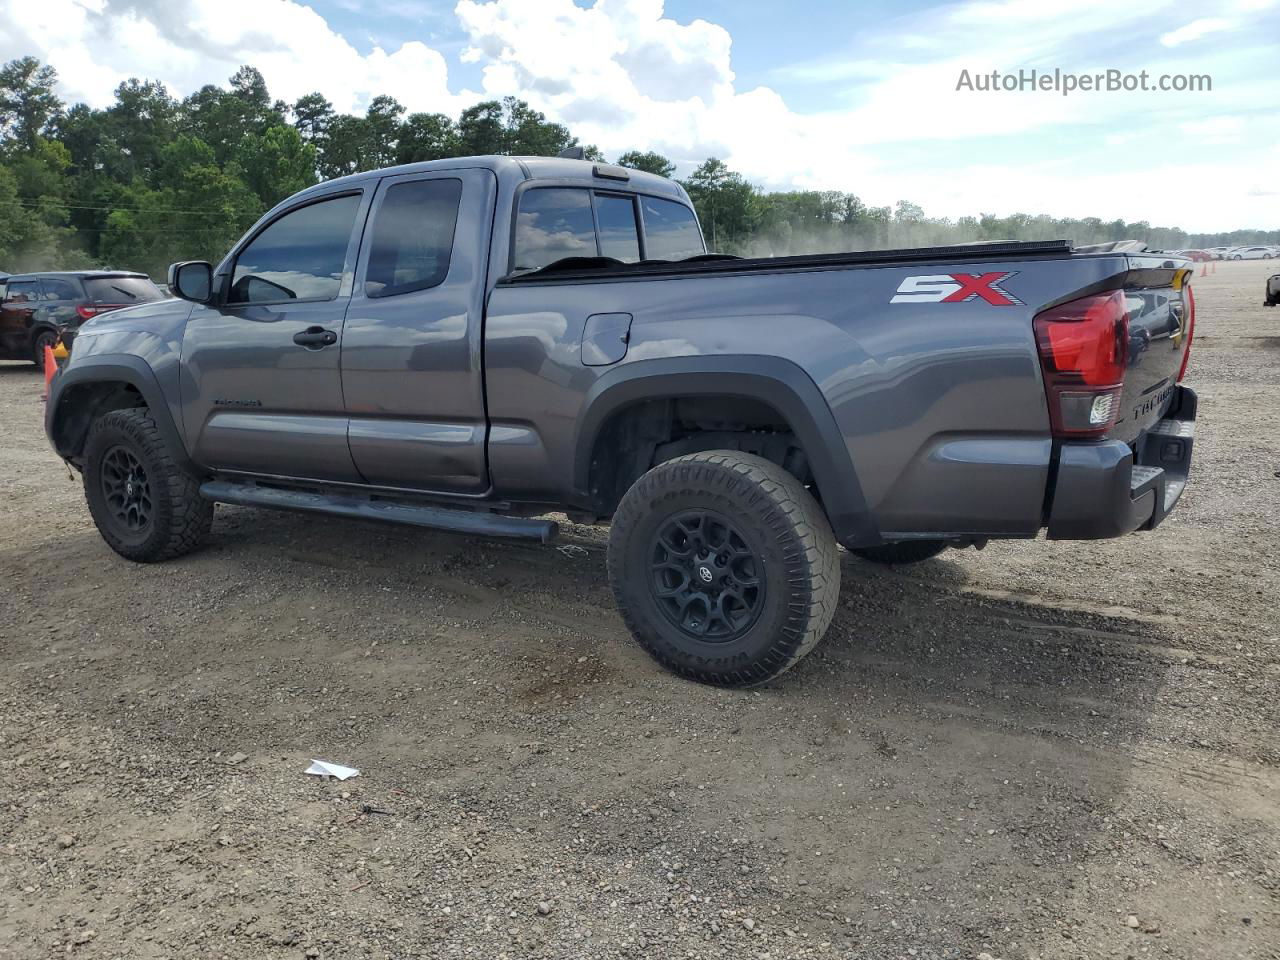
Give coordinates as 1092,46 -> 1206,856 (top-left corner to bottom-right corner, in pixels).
83,408 -> 213,562
608,451 -> 840,687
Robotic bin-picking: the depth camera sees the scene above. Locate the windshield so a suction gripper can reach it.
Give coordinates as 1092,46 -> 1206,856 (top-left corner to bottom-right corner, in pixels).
83,276 -> 164,303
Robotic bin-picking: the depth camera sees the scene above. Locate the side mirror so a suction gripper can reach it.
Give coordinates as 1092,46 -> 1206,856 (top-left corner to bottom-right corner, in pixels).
168,261 -> 214,303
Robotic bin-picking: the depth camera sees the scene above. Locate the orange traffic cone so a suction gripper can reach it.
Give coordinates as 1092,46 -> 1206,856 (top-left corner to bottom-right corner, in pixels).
43,343 -> 57,394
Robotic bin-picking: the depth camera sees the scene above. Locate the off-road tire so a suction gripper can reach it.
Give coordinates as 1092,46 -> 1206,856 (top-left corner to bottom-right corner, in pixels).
608,451 -> 840,687
83,408 -> 213,562
32,329 -> 57,370
851,540 -> 948,565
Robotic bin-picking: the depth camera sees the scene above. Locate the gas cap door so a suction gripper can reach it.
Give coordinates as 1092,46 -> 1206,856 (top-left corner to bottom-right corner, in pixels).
581,312 -> 633,366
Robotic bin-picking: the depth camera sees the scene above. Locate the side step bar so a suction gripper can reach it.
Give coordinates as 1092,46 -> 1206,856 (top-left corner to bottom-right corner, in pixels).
199,480 -> 559,543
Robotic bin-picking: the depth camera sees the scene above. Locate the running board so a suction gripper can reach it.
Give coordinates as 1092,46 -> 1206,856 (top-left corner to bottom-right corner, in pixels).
199,480 -> 559,543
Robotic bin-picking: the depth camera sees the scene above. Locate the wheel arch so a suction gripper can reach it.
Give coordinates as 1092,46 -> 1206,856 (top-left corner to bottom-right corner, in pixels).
574,355 -> 880,547
46,355 -> 192,472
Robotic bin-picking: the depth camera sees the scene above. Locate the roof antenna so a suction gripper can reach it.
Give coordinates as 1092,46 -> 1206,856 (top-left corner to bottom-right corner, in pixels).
557,146 -> 586,160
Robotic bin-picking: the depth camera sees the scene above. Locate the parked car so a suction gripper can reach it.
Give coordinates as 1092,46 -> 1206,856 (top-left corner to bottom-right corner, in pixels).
1175,249 -> 1214,262
1204,246 -> 1232,259
45,155 -> 1198,686
1,271 -> 165,371
1228,246 -> 1276,260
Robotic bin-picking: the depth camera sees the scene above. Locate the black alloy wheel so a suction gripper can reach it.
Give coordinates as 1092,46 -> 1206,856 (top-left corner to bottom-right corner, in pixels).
99,444 -> 154,541
649,509 -> 764,641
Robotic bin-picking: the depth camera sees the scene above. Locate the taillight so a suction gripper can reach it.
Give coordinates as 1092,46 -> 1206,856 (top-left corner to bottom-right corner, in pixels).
1033,289 -> 1130,438
75,304 -> 125,320
1177,284 -> 1195,382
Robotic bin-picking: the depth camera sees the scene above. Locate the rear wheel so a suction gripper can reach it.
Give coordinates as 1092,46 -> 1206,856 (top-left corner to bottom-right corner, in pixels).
608,451 -> 840,687
32,329 -> 57,371
851,540 -> 948,565
83,408 -> 213,562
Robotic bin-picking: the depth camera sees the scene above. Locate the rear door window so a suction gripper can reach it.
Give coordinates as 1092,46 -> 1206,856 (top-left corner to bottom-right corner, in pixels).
83,276 -> 162,303
365,178 -> 462,298
513,188 -> 598,271
231,193 -> 361,304
640,196 -> 704,260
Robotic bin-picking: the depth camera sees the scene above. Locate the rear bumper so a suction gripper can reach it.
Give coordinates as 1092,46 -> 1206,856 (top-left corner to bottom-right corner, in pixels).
1046,385 -> 1196,539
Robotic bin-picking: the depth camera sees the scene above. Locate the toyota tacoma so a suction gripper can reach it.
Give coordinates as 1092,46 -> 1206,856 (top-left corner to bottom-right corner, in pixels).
45,154 -> 1198,686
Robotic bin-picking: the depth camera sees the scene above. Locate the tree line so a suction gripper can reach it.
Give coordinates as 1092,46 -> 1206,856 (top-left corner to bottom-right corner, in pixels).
0,56 -> 1275,279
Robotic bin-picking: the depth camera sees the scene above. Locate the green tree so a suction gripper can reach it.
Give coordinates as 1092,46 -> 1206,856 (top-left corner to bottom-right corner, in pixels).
182,66 -> 284,165
616,150 -> 675,178
364,96 -> 405,168
0,57 -> 63,152
103,79 -> 178,183
682,157 -> 760,252
292,92 -> 335,142
457,97 -> 580,157
317,113 -> 371,178
233,125 -> 318,207
396,112 -> 458,164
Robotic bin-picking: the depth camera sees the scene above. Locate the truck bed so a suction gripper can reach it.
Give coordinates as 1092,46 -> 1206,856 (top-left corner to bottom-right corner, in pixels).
486,242 -> 1192,544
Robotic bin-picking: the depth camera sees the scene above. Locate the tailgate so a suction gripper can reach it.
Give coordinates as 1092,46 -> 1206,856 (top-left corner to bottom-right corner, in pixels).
1110,262 -> 1194,445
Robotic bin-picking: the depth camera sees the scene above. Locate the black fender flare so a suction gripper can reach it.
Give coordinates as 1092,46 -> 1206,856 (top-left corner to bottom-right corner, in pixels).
46,354 -> 192,470
573,354 -> 880,547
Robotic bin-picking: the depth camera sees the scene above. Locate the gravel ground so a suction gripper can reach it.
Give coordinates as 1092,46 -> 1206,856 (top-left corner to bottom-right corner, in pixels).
1,259 -> 1277,960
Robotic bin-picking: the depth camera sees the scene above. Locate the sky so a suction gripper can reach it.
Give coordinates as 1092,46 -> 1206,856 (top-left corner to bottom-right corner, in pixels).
3,0 -> 1279,231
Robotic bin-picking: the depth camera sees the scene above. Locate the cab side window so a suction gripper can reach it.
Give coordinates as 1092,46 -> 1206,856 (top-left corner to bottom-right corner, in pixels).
230,194 -> 361,304
365,179 -> 462,298
513,188 -> 597,271
640,196 -> 705,260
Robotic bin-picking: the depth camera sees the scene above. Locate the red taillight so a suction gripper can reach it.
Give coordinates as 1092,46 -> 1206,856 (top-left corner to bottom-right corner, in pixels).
1033,289 -> 1130,438
1177,284 -> 1195,382
75,304 -> 125,320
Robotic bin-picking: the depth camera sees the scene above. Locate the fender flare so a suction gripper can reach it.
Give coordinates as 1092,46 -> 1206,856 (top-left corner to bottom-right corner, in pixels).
573,354 -> 880,547
46,354 -> 192,470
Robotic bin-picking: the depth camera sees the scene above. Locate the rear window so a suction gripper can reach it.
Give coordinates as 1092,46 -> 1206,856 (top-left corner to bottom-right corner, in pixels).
640,197 -> 704,260
84,276 -> 164,304
595,194 -> 641,263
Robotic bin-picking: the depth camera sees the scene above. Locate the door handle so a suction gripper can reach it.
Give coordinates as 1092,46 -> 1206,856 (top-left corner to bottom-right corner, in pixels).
293,326 -> 338,348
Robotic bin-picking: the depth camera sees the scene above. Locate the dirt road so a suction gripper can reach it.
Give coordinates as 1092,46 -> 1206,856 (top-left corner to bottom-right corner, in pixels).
2,259 -> 1277,960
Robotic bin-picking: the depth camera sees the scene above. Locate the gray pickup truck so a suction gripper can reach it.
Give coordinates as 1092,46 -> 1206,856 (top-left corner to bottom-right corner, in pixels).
45,154 -> 1198,686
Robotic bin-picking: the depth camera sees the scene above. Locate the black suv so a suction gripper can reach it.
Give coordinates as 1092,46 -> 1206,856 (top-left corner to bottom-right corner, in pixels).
1,271 -> 165,371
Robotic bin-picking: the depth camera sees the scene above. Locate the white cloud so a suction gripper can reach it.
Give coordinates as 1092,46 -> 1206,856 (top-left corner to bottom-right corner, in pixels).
3,0 -> 1277,231
1160,17 -> 1235,47
451,0 -> 1279,229
1179,115 -> 1246,144
1,0 -> 474,115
